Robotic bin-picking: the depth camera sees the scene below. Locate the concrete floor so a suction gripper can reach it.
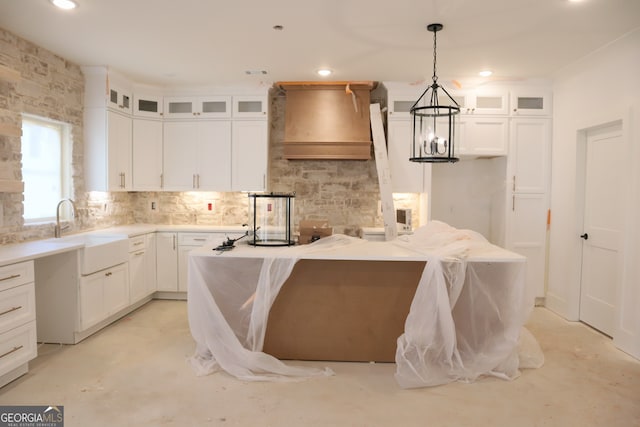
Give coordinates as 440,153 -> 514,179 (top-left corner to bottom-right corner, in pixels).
0,301 -> 638,427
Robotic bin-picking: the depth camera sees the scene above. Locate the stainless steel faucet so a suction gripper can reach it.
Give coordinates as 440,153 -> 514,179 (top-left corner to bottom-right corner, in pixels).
55,198 -> 76,238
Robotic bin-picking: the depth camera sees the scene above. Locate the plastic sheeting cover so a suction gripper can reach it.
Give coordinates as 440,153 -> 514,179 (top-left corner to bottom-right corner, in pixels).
187,221 -> 543,387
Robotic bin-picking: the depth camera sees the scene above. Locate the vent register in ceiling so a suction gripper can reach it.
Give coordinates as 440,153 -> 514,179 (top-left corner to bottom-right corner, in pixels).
278,81 -> 375,160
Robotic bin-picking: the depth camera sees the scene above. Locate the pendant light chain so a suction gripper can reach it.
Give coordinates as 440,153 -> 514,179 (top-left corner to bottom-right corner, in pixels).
432,29 -> 438,84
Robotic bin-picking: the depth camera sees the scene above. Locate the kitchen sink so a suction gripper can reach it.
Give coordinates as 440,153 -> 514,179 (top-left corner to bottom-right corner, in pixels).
55,234 -> 129,275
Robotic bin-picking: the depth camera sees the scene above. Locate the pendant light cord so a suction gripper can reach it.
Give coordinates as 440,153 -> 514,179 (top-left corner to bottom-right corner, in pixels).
432,29 -> 438,84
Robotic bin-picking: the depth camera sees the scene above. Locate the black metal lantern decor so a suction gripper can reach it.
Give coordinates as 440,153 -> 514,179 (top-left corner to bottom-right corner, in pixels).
410,23 -> 460,163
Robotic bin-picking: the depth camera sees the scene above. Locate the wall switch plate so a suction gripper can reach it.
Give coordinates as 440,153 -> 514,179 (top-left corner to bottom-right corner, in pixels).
150,200 -> 158,211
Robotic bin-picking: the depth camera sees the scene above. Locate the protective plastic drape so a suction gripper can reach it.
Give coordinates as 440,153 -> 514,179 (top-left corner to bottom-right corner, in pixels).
187,221 -> 543,387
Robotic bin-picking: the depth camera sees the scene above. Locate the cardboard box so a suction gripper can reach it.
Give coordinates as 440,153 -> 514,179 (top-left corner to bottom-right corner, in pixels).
298,219 -> 332,244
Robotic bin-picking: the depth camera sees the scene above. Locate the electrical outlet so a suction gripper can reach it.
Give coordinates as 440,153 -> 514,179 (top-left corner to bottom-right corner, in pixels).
150,200 -> 158,211
206,200 -> 215,212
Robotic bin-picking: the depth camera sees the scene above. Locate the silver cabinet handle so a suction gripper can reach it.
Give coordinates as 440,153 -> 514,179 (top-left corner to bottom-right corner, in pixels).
512,175 -> 516,192
0,345 -> 23,359
160,173 -> 164,188
193,238 -> 207,242
0,274 -> 20,282
105,272 -> 112,277
192,174 -> 196,189
0,306 -> 22,317
133,241 -> 144,246
172,234 -> 176,250
134,251 -> 145,256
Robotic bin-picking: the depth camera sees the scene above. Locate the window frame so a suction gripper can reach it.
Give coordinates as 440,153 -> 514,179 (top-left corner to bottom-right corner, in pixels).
21,114 -> 73,224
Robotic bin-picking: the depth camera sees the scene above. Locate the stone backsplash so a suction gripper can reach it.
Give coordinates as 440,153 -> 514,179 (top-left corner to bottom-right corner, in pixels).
0,28 -> 420,244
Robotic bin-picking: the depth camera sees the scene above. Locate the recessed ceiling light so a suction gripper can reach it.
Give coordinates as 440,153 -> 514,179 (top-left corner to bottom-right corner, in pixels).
317,69 -> 332,77
479,70 -> 493,77
50,0 -> 78,10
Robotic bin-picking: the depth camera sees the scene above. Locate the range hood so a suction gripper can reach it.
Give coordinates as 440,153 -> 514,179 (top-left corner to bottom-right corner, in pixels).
278,81 -> 375,160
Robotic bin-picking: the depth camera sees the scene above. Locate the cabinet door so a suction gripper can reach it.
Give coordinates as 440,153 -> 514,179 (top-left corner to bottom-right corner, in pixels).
107,83 -> 132,114
132,118 -> 163,190
232,120 -> 267,191
507,193 -> 548,298
129,248 -> 147,303
163,122 -> 198,190
164,97 -> 196,119
197,121 -> 232,191
156,233 -> 178,292
164,96 -> 231,119
233,96 -> 267,118
510,90 -> 552,116
103,263 -> 129,316
465,117 -> 508,156
134,94 -> 163,118
107,110 -> 132,191
79,273 -> 104,331
509,119 -> 551,193
387,120 -> 427,193
177,246 -> 193,293
145,233 -> 157,295
198,96 -> 231,118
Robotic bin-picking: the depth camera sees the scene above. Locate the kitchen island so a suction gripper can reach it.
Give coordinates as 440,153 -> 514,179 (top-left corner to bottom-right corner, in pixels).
187,222 -> 539,388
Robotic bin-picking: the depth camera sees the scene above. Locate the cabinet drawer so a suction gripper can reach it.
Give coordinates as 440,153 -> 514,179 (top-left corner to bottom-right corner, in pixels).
0,321 -> 37,378
0,261 -> 34,293
0,283 -> 35,333
178,233 -> 217,246
129,235 -> 147,252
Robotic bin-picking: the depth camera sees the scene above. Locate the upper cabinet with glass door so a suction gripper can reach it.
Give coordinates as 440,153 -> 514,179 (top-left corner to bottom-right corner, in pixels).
439,89 -> 509,115
510,89 -> 552,116
163,96 -> 232,119
134,94 -> 163,119
107,81 -> 132,115
233,96 -> 268,118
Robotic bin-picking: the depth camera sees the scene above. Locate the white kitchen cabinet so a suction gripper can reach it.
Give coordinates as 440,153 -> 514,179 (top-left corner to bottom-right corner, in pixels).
0,261 -> 37,387
84,108 -> 133,192
83,67 -> 135,192
177,233 -> 226,292
163,121 -> 232,191
164,96 -> 231,119
506,118 -> 552,299
232,120 -> 268,191
145,233 -> 157,295
233,96 -> 268,118
156,232 -> 178,292
388,86 -> 508,117
134,94 -> 163,118
510,89 -> 552,116
386,119 -> 431,193
79,262 -> 129,331
460,117 -> 508,156
129,234 -> 155,304
132,118 -> 163,190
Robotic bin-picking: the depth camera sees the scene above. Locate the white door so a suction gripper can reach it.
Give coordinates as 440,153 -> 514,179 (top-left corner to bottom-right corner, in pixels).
579,123 -> 623,336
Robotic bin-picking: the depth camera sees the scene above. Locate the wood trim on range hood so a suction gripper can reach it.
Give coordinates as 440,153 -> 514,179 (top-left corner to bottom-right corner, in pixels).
278,81 -> 375,160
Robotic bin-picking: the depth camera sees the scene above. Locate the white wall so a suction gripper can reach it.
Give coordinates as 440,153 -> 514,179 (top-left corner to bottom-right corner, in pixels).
431,157 -> 507,244
547,28 -> 640,358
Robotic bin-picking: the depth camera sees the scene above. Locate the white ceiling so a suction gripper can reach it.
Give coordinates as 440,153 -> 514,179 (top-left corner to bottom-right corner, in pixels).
0,0 -> 639,88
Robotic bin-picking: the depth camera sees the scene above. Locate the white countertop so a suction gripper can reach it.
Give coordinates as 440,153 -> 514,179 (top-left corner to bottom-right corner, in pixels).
194,235 -> 525,263
0,223 -> 248,267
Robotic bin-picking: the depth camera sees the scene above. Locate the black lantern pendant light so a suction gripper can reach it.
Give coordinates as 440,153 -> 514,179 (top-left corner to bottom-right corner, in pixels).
409,23 -> 460,163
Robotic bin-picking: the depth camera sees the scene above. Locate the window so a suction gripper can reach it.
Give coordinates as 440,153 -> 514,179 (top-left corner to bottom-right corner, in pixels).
21,115 -> 72,222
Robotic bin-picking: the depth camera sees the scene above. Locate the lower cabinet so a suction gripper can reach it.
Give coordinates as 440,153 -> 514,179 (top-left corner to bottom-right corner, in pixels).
129,233 -> 157,303
177,233 -> 226,292
79,263 -> 129,331
0,260 -> 37,387
156,232 -> 178,292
